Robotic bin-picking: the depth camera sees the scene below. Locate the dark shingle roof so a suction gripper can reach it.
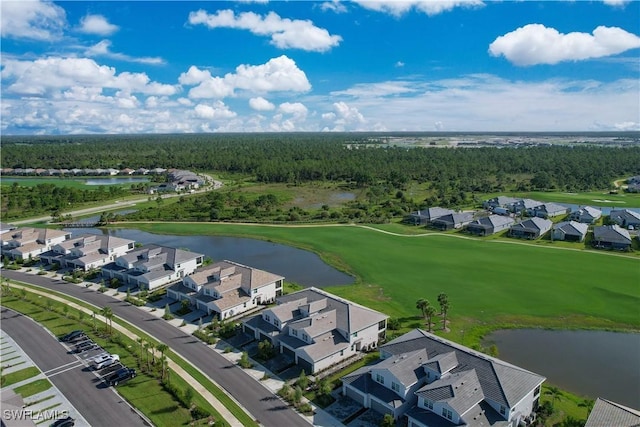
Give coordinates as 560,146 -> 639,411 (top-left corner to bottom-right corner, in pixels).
584,398 -> 640,427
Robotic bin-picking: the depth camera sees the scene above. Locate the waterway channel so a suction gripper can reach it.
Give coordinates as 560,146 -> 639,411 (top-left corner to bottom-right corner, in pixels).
63,227 -> 354,288
484,329 -> 640,408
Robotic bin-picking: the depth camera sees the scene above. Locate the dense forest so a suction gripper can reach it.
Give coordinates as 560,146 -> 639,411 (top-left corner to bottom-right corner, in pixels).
2,134 -> 640,194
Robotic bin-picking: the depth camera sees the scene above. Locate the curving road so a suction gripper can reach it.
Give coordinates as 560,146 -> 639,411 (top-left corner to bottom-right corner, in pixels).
0,307 -> 150,427
1,270 -> 308,427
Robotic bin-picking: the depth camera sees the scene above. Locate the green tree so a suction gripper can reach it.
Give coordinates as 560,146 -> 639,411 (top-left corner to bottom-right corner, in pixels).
416,298 -> 429,319
381,413 -> 395,427
425,305 -> 436,333
101,306 -> 113,334
545,386 -> 563,409
297,370 -> 309,390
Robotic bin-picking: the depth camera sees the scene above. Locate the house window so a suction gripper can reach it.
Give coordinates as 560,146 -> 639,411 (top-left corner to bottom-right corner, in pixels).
442,408 -> 452,420
276,281 -> 282,288
302,333 -> 308,342
500,406 -> 506,416
375,374 -> 384,384
177,264 -> 181,269
534,386 -> 541,396
243,302 -> 247,308
352,331 -> 358,338
391,382 -> 400,392
340,350 -> 344,356
378,320 -> 386,330
265,315 -> 271,322
253,289 -> 258,294
292,329 -> 298,336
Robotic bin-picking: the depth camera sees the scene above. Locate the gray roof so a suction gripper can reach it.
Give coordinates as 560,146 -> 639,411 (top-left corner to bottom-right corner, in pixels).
119,243 -> 203,268
342,367 -> 407,409
469,215 -> 514,229
510,217 -> 552,234
584,398 -> 640,427
432,212 -> 475,226
379,329 -> 545,409
535,203 -> 568,214
407,400 -> 510,427
593,225 -> 632,244
410,207 -> 455,221
485,196 -> 519,207
416,369 -> 484,416
610,209 -> 640,223
553,221 -> 589,237
372,348 -> 429,387
423,351 -> 458,375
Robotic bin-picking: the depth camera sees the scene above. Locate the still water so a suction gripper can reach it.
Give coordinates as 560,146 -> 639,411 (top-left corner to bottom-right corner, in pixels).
64,227 -> 354,288
84,177 -> 149,185
485,329 -> 640,408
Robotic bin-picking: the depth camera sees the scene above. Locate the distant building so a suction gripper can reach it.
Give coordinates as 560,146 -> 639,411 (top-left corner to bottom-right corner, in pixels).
40,234 -> 136,271
569,206 -> 602,224
406,208 -> 455,226
1,227 -> 71,261
592,225 -> 632,251
609,209 -> 640,230
509,217 -> 553,240
466,215 -> 515,236
552,221 -> 589,242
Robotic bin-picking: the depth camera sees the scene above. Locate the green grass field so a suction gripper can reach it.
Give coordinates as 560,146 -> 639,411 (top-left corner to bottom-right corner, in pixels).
130,223 -> 640,339
481,190 -> 640,207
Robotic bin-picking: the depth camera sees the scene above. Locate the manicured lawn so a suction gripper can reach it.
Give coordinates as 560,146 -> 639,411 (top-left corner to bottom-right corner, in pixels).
13,378 -> 52,398
1,366 -> 40,387
480,190 -> 640,207
131,223 -> 640,336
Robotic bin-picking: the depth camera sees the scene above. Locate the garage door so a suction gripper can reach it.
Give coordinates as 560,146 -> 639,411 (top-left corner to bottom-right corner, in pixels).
371,397 -> 392,416
345,386 -> 365,406
297,356 -> 313,374
281,345 -> 295,357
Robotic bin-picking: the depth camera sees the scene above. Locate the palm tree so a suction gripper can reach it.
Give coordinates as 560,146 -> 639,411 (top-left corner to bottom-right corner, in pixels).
143,342 -> 151,371
578,398 -> 594,415
545,386 -> 563,408
416,298 -> 429,319
441,301 -> 450,331
160,355 -> 168,381
101,306 -> 113,334
137,338 -> 145,363
425,305 -> 436,332
150,342 -> 157,365
437,292 -> 448,315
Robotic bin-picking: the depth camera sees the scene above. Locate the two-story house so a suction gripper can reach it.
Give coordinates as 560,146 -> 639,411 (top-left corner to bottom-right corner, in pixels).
242,288 -> 388,374
1,227 -> 71,261
167,260 -> 284,320
342,329 -> 545,427
101,244 -> 204,290
40,234 -> 136,271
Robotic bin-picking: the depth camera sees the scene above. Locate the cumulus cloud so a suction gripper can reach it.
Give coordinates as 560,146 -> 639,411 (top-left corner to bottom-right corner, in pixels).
279,102 -> 308,118
85,40 -> 165,65
188,9 -> 342,52
183,55 -> 311,99
320,1 -> 348,13
1,0 -> 66,40
489,24 -> 640,66
78,14 -> 118,36
194,102 -> 237,120
602,0 -> 629,6
332,81 -> 416,97
249,97 -> 275,111
353,0 -> 484,17
2,57 -> 177,96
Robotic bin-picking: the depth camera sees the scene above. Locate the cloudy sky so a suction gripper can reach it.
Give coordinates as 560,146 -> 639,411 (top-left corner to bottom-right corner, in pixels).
1,0 -> 639,134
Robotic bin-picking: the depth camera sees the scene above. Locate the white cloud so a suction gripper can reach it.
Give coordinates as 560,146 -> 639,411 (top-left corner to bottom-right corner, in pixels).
85,40 -> 165,65
489,24 -> 640,66
602,0 -> 629,6
324,101 -> 366,131
1,0 -> 66,40
395,61 -> 405,67
249,97 -> 276,111
194,102 -> 237,120
332,81 -> 416,97
279,102 -> 308,118
2,57 -> 177,96
78,14 -> 118,36
354,0 -> 484,17
320,1 -> 348,13
188,9 -> 342,52
183,55 -> 311,99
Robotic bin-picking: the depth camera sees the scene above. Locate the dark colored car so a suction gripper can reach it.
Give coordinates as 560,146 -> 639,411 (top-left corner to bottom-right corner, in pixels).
72,340 -> 97,353
106,367 -> 136,386
60,330 -> 85,342
50,416 -> 75,427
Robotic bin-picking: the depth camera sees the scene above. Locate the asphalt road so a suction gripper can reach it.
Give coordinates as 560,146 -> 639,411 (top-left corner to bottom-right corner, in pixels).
0,307 -> 150,427
1,270 -> 308,427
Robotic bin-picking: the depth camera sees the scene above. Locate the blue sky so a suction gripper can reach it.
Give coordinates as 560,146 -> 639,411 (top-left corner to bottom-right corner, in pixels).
1,0 -> 639,134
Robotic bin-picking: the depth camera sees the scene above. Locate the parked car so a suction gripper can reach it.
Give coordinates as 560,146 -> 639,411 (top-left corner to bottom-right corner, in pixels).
72,340 -> 98,353
106,367 -> 136,386
50,416 -> 75,427
92,354 -> 120,370
60,330 -> 85,342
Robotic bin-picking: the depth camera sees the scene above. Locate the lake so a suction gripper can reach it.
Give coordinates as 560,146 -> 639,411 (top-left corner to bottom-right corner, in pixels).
484,329 -> 640,408
63,227 -> 354,288
84,177 -> 149,185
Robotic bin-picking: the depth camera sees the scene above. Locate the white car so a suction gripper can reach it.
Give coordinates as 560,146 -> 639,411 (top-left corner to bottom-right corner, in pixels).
92,354 -> 120,370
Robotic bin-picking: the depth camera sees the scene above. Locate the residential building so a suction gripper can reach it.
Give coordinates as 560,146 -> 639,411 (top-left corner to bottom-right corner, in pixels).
552,221 -> 589,242
527,203 -> 569,219
1,227 -> 71,261
509,217 -> 553,240
569,206 -> 602,224
584,398 -> 640,427
406,208 -> 455,226
592,225 -> 632,251
430,212 -> 475,231
167,260 -> 284,320
609,209 -> 640,230
509,199 -> 543,214
242,287 -> 388,374
101,244 -> 204,290
342,329 -> 545,426
466,215 -> 515,236
482,196 -> 520,210
40,234 -> 135,271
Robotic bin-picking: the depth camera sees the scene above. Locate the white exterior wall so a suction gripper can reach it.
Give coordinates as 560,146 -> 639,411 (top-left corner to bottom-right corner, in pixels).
311,346 -> 356,373
353,323 -> 383,351
370,369 -> 412,400
508,383 -> 542,424
177,257 -> 201,276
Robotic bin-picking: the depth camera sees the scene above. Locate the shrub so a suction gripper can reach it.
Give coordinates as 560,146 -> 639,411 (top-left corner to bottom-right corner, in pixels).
238,352 -> 253,369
